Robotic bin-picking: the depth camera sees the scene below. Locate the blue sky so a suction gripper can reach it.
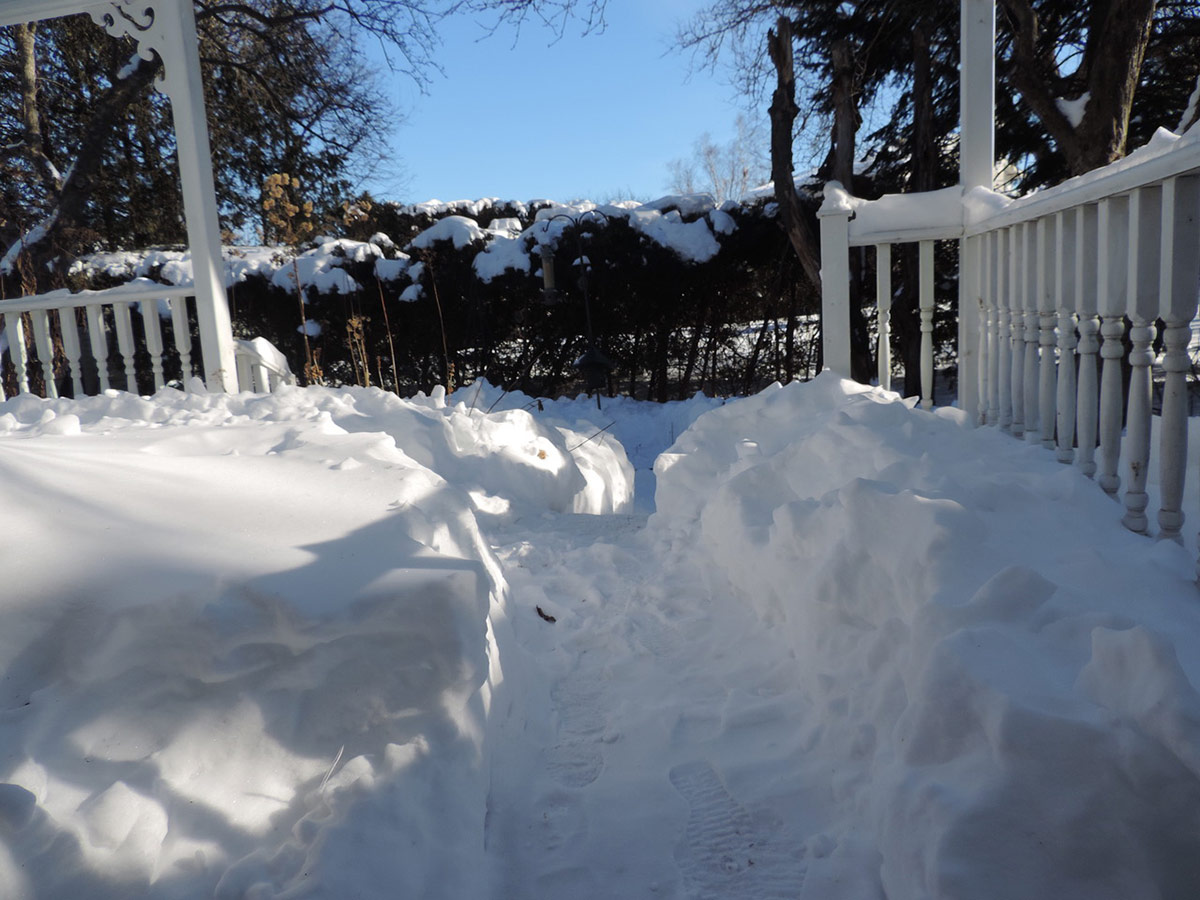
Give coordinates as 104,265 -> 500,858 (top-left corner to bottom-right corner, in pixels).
360,0 -> 751,205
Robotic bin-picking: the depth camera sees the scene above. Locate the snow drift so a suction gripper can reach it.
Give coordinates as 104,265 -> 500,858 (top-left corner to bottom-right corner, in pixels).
0,383 -> 633,899
653,374 -> 1200,899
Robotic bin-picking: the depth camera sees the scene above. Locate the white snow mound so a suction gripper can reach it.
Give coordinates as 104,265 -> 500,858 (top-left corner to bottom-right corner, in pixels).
652,373 -> 1200,899
0,383 -> 633,898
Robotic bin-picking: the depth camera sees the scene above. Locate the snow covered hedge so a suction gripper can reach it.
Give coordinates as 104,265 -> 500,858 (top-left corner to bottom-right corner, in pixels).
64,194 -> 818,400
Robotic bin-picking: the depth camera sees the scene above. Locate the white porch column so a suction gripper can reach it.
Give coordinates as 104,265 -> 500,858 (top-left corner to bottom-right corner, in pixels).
153,0 -> 237,391
817,186 -> 853,379
86,0 -> 237,391
957,0 -> 996,422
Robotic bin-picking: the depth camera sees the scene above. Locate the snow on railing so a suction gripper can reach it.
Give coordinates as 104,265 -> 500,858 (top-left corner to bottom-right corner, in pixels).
819,126 -> 1200,570
817,183 -> 965,408
234,336 -> 295,393
1,282 -> 200,398
0,283 -> 292,398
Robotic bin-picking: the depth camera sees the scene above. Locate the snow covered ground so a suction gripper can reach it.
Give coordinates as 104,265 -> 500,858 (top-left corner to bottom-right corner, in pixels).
2,375 -> 1199,899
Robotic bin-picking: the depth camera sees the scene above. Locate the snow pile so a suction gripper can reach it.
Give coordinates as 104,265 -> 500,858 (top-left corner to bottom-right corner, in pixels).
1056,92 -> 1091,129
653,374 -> 1200,898
268,238 -> 382,295
0,383 -> 633,899
395,198 -> 531,220
447,380 -> 723,510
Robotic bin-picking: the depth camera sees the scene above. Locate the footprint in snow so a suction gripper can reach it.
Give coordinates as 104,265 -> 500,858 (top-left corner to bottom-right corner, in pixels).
541,680 -> 607,788
669,759 -> 804,900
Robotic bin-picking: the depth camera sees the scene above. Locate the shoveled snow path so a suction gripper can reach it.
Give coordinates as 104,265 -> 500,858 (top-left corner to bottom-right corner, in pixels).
482,508 -> 817,899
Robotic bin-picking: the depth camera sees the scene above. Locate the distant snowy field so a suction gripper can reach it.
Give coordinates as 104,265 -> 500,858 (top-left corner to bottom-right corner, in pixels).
1,376 -> 1199,898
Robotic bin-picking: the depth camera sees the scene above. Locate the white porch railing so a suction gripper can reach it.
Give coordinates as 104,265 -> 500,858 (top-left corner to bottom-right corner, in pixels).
819,126 -> 1200,569
0,282 -> 293,397
235,336 -> 297,393
2,283 -> 200,397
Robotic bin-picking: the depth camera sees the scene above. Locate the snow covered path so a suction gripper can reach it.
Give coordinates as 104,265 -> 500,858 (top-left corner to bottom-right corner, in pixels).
482,507 -> 811,898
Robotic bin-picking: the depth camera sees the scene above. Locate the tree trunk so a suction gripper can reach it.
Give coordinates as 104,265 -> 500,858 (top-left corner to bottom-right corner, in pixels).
1000,0 -> 1157,175
830,39 -> 857,187
12,52 -> 162,290
767,16 -> 871,383
767,17 -> 822,288
678,301 -> 707,399
15,23 -> 62,197
895,23 -> 937,399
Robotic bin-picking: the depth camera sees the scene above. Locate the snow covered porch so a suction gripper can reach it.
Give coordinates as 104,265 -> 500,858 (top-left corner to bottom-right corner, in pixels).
0,0 -> 286,397
818,0 -> 1200,573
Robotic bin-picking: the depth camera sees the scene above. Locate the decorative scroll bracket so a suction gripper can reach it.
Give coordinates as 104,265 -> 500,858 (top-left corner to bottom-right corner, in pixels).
88,1 -> 188,105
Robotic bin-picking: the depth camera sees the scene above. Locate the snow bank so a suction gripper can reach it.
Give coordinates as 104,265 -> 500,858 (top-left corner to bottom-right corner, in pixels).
447,379 -> 723,511
0,383 -> 634,898
652,373 -> 1200,899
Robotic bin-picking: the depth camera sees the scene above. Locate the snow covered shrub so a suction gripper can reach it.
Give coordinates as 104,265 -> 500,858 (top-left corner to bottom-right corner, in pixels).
62,194 -> 830,399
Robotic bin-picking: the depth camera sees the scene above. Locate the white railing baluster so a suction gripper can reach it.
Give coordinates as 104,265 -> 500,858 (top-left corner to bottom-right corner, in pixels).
1009,225 -> 1026,437
57,307 -> 85,397
1055,210 -> 1078,464
112,302 -> 138,393
997,228 -> 1012,429
984,230 -> 998,424
3,312 -> 30,394
1036,217 -> 1057,450
1076,203 -> 1103,479
919,239 -> 935,409
85,303 -> 111,392
1022,221 -> 1040,443
1121,186 -> 1163,533
960,230 -> 984,422
169,296 -> 194,387
1157,175 -> 1200,552
29,308 -> 58,399
1096,199 -> 1125,495
876,243 -> 892,390
969,234 -> 988,425
140,298 -> 166,391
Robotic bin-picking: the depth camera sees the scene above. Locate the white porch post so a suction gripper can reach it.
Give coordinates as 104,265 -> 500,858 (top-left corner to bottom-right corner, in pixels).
817,191 -> 853,378
957,0 -> 996,422
154,0 -> 237,391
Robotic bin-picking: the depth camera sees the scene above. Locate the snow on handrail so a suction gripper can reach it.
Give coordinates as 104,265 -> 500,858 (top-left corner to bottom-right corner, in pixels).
1,283 -> 197,398
0,281 -> 194,313
818,182 -> 965,247
234,337 -> 295,393
965,127 -> 1200,236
